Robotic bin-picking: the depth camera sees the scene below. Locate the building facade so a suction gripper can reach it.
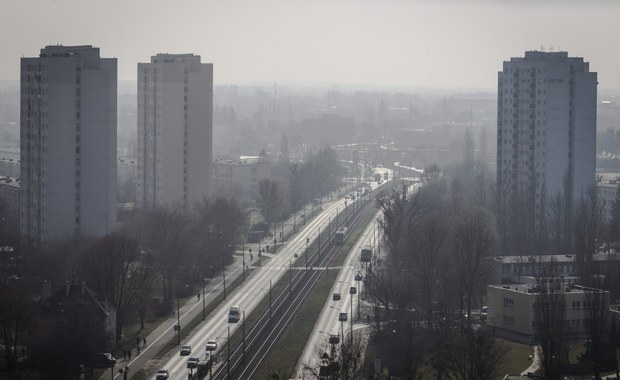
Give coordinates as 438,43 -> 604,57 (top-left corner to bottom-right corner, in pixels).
213,157 -> 271,205
0,177 -> 19,240
487,283 -> 610,343
497,51 -> 597,232
137,54 -> 213,208
20,45 -> 117,244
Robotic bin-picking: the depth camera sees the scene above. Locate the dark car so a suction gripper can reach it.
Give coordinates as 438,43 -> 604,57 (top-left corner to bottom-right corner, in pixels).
180,344 -> 191,356
186,357 -> 199,369
354,273 -> 363,281
155,369 -> 169,380
92,352 -> 116,368
332,292 -> 341,301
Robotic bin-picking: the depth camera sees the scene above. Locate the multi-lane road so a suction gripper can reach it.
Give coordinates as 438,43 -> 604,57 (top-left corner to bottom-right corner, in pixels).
295,209 -> 381,378
145,183 -> 374,379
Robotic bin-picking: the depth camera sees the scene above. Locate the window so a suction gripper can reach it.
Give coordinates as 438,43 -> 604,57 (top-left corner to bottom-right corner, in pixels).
503,316 -> 514,327
503,298 -> 515,309
572,301 -> 580,311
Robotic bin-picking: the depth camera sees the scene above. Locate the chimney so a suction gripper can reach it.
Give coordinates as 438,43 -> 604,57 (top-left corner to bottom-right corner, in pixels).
65,280 -> 70,297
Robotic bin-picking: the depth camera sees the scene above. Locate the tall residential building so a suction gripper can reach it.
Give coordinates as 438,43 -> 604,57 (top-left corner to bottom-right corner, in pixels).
20,45 -> 117,244
137,54 -> 213,208
497,51 -> 597,236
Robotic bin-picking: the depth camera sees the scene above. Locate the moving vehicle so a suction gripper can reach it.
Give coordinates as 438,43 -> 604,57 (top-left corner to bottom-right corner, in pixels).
180,344 -> 191,356
354,272 -> 363,281
186,357 -> 199,369
332,292 -> 341,301
155,369 -> 169,380
228,305 -> 240,323
334,227 -> 348,245
360,246 -> 372,262
206,339 -> 217,351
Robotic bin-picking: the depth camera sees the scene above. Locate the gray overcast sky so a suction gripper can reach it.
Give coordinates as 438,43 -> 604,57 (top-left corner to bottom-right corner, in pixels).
2,0 -> 619,91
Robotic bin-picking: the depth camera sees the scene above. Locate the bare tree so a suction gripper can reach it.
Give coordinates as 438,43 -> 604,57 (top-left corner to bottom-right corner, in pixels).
130,205 -> 191,312
448,329 -> 509,380
258,178 -> 288,234
452,205 -> 498,329
533,260 -> 567,380
302,332 -> 366,380
78,232 -> 150,341
0,285 -> 31,374
580,286 -> 612,378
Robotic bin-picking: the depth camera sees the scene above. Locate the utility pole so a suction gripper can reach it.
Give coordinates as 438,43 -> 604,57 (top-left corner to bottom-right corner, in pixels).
227,326 -> 230,379
242,240 -> 245,282
202,271 -> 206,320
305,237 -> 309,271
242,310 -> 246,363
269,280 -> 272,322
289,259 -> 292,296
177,295 -> 181,345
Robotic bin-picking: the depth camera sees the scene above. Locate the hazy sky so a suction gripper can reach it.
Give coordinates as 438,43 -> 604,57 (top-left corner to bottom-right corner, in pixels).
2,0 -> 619,91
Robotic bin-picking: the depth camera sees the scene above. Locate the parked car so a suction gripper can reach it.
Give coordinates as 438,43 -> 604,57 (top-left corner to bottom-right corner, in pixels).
332,292 -> 341,301
186,357 -> 199,369
206,339 -> 217,351
92,352 -> 116,368
228,305 -> 240,323
155,369 -> 169,380
354,272 -> 363,281
180,344 -> 191,356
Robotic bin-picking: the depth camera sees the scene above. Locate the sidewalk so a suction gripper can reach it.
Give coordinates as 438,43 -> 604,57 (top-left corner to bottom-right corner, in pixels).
520,345 -> 540,376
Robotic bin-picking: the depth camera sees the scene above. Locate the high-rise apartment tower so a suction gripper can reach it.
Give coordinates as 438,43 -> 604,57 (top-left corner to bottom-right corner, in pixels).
20,45 -> 117,244
497,51 -> 597,236
137,54 -> 213,208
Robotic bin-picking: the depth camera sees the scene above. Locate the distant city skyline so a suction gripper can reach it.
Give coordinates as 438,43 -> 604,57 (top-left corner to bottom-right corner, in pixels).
2,0 -> 620,91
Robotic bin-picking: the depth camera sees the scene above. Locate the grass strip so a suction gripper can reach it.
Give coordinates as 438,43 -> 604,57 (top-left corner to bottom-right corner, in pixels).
253,207 -> 377,378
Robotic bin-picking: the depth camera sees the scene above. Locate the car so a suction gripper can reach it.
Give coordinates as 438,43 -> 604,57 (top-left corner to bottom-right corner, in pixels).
186,357 -> 199,369
328,334 -> 340,344
155,369 -> 169,380
338,312 -> 348,322
332,292 -> 341,301
349,286 -> 357,295
92,352 -> 116,368
180,344 -> 191,356
206,339 -> 217,351
228,305 -> 240,323
354,273 -> 363,281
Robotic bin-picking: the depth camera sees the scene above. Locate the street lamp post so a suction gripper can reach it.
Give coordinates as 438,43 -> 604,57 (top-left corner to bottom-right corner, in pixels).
202,271 -> 206,320
222,263 -> 226,299
227,326 -> 230,379
242,310 -> 246,363
289,259 -> 292,296
269,280 -> 272,322
242,240 -> 245,282
349,287 -> 356,346
177,294 -> 181,345
305,237 -> 309,272
356,278 -> 361,319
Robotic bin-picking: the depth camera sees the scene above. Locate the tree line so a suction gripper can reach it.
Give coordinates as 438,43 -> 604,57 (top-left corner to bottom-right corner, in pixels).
0,196 -> 247,379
